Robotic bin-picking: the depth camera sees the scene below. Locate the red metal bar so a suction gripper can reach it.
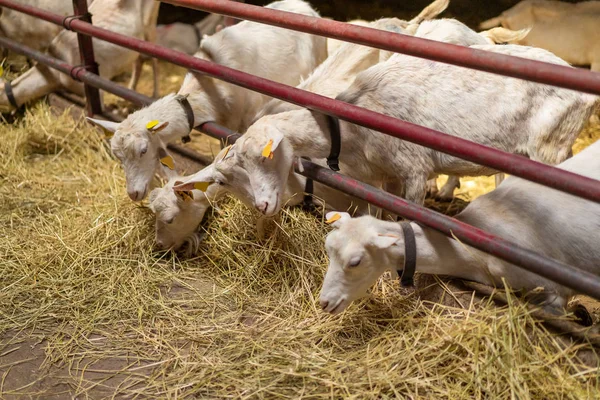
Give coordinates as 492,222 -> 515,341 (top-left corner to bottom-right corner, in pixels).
3,34 -> 599,301
0,0 -> 598,204
162,0 -> 600,96
71,0 -> 102,116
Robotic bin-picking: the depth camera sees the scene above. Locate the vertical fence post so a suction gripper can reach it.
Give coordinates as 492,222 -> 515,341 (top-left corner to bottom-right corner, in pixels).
72,0 -> 102,117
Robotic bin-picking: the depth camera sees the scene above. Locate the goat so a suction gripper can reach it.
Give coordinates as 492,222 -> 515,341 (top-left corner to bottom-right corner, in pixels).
88,0 -> 328,202
480,0 -> 600,72
0,0 -> 160,112
319,138 -> 600,315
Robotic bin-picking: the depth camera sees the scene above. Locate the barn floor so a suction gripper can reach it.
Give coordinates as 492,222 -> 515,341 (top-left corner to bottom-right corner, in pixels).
1,59 -> 600,399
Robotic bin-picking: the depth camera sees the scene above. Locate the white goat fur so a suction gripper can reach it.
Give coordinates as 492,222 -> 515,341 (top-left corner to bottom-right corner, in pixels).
149,174 -> 225,254
196,19 -> 591,216
90,0 -> 328,202
480,0 -> 600,71
0,0 -> 160,111
0,1 -> 90,53
319,139 -> 600,315
414,19 -> 531,200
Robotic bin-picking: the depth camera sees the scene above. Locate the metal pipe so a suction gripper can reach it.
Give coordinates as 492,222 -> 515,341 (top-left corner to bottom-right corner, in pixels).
3,35 -> 599,301
71,0 -> 102,116
0,0 -> 598,204
162,0 -> 600,96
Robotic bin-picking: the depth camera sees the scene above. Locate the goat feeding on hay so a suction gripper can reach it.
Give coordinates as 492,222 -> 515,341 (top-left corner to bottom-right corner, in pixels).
151,156 -> 372,253
174,19 -> 590,217
0,0 -> 91,54
88,0 -> 328,202
319,138 -> 600,315
0,0 -> 160,109
480,0 -> 600,72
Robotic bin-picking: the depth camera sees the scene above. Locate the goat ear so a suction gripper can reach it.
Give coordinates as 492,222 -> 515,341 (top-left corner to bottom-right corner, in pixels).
173,165 -> 215,192
261,126 -> 285,159
87,117 -> 119,138
173,183 -> 195,202
147,120 -> 169,133
370,233 -> 399,249
325,211 -> 352,228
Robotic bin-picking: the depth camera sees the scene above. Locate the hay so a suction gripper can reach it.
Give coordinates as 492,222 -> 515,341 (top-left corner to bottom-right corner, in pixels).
1,102 -> 600,398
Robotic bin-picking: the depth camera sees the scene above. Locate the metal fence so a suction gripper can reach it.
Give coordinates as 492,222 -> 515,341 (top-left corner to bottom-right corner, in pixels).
1,0 -> 600,299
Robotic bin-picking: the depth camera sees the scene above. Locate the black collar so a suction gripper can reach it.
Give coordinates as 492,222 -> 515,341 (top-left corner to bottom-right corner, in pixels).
4,81 -> 18,109
301,157 -> 315,211
176,95 -> 195,144
325,115 -> 341,171
397,221 -> 417,287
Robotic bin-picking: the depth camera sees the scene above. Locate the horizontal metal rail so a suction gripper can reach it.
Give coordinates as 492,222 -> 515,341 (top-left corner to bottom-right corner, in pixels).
2,9 -> 600,299
162,0 -> 600,96
1,0 -> 599,206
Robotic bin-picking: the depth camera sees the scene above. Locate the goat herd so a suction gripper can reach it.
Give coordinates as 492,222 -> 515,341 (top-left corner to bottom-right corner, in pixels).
3,0 -> 600,318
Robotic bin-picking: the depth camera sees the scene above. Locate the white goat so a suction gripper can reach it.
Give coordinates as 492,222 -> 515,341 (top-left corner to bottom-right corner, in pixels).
319,139 -> 600,315
173,1 -> 451,214
179,20 -> 591,216
0,1 -> 90,53
156,155 -> 371,252
480,0 -> 600,72
0,0 -> 160,111
149,172 -> 225,254
89,0 -> 328,202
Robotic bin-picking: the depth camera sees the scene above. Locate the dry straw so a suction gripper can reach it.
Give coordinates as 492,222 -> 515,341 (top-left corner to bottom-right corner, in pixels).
1,72 -> 600,398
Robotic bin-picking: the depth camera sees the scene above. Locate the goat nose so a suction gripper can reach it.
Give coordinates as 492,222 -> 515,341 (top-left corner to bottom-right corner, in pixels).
257,201 -> 269,215
128,190 -> 140,201
319,299 -> 329,310
156,239 -> 166,250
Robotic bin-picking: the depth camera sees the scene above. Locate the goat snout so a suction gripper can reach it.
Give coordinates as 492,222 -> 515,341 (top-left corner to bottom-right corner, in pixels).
319,299 -> 329,310
256,201 -> 269,215
128,188 -> 147,201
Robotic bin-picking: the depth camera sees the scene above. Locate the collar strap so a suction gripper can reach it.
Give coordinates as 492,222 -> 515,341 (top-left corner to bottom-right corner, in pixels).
5,81 -> 19,109
397,221 -> 417,287
176,95 -> 195,143
325,115 -> 341,171
301,157 -> 315,210
193,24 -> 203,49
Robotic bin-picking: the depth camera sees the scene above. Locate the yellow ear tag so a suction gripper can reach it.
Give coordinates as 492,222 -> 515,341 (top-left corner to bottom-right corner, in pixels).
160,155 -> 175,170
146,120 -> 160,130
194,182 -> 211,192
326,213 -> 341,224
103,128 -> 114,139
0,65 -> 4,77
261,139 -> 274,158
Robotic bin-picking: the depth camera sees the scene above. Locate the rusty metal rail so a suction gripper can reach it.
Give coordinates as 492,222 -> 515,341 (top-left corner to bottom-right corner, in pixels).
1,4 -> 600,300
0,0 -> 599,205
162,0 -> 600,96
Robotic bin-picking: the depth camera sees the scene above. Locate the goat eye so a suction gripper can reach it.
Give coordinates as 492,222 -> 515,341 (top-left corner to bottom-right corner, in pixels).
348,258 -> 361,268
140,147 -> 148,156
165,217 -> 174,224
218,180 -> 225,186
